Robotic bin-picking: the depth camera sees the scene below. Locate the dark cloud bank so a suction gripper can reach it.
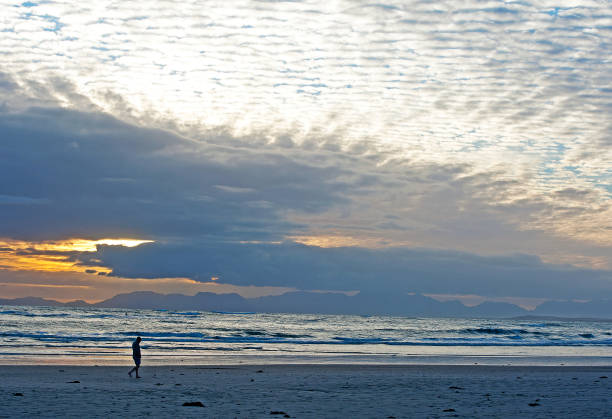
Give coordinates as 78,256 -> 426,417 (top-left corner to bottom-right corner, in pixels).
86,241 -> 611,301
1,104 -> 611,312
0,106 -> 344,241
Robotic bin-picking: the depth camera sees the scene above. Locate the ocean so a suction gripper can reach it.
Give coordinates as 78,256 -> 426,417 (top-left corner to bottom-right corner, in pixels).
1,305 -> 611,366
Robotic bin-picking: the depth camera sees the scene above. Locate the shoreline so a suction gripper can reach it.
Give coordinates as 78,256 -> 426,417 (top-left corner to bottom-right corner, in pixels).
2,353 -> 612,367
2,364 -> 611,417
2,363 -> 612,371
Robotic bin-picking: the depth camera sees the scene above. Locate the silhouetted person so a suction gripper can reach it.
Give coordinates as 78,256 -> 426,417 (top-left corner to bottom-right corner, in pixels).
128,336 -> 142,378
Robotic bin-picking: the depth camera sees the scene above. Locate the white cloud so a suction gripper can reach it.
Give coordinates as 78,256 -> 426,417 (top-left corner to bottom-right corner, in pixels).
0,0 -> 610,268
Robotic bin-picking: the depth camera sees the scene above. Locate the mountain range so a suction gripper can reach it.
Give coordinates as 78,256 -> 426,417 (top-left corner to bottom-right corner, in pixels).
1,291 -> 611,319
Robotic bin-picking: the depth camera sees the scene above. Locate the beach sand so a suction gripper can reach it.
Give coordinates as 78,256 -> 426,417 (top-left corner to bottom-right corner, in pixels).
1,364 -> 611,418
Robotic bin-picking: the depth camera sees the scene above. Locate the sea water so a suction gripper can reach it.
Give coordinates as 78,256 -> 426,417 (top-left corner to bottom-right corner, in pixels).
1,305 -> 611,366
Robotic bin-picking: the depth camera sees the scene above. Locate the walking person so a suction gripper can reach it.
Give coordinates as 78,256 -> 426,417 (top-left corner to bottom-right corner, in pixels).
128,336 -> 142,378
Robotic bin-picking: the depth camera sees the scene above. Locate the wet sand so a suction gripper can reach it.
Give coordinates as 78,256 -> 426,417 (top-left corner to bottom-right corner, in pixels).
1,364 -> 611,418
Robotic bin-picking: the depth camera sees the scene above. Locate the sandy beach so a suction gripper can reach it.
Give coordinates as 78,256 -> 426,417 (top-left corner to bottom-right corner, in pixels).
1,364 -> 610,418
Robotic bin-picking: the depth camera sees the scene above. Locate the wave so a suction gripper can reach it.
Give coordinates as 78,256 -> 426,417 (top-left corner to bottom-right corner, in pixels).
211,311 -> 255,315
113,331 -> 207,338
332,337 -> 396,344
0,310 -> 70,318
273,332 -> 313,338
2,308 -> 611,356
0,331 -> 124,343
301,317 -> 328,322
198,336 -> 612,346
455,328 -> 554,337
525,323 -> 563,327
81,314 -> 116,318
388,338 -> 612,346
168,311 -> 202,316
1,329 -> 611,347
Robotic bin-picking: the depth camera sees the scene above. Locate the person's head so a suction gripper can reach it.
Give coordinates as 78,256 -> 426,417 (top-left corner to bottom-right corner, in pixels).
136,336 -> 142,343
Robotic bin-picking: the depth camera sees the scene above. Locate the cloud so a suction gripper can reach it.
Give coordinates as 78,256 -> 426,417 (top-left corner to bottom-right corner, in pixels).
0,105 -> 352,242
0,0 -> 609,243
1,1 -> 610,165
0,103 -> 610,271
0,194 -> 49,205
80,240 -> 612,300
0,0 -> 610,302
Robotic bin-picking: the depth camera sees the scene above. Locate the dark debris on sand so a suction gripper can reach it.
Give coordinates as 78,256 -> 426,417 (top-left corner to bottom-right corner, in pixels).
182,401 -> 205,407
270,411 -> 290,417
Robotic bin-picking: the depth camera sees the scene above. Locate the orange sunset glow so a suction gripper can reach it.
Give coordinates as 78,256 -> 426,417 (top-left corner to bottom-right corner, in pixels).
0,238 -> 152,273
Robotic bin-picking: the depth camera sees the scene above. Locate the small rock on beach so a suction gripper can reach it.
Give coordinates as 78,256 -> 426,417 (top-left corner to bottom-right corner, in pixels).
182,401 -> 205,407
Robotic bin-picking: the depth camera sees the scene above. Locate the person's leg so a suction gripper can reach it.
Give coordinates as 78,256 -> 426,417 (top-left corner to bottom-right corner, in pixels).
129,356 -> 140,377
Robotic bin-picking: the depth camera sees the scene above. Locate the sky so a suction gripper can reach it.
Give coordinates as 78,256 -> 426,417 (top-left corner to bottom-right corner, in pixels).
0,0 -> 610,308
